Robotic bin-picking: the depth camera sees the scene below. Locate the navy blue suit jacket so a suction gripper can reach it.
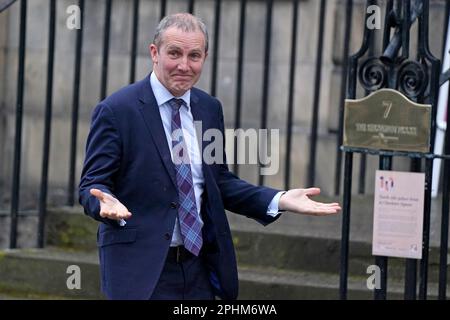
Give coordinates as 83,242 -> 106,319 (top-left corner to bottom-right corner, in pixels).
79,75 -> 280,300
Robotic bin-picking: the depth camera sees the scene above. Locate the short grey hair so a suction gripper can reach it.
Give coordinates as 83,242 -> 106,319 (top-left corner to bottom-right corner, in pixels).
153,13 -> 209,53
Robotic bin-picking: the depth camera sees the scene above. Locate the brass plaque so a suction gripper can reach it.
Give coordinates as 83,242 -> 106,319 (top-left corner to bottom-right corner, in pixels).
343,89 -> 431,153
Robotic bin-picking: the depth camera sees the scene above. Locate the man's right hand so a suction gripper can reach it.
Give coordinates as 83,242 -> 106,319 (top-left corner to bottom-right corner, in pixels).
90,188 -> 132,221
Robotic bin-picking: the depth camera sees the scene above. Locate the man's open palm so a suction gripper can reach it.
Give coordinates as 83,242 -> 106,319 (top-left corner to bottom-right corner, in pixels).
90,188 -> 132,221
279,188 -> 341,216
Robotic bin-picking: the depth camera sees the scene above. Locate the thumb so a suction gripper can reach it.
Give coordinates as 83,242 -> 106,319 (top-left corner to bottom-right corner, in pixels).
304,187 -> 321,197
90,188 -> 104,201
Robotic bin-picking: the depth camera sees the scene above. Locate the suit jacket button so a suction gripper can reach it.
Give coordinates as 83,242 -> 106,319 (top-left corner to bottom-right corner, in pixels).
164,233 -> 171,240
170,202 -> 178,209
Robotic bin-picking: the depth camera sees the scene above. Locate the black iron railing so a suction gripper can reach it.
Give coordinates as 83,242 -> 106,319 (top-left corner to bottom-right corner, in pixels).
339,0 -> 449,301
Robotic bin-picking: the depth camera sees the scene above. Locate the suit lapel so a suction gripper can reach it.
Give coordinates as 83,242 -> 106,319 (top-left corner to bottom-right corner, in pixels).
138,76 -> 177,189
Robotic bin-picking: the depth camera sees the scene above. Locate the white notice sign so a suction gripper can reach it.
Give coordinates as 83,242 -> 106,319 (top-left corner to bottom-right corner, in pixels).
372,170 -> 425,259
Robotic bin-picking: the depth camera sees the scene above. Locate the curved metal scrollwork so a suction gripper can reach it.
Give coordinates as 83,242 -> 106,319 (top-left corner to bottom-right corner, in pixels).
397,60 -> 428,99
358,57 -> 388,92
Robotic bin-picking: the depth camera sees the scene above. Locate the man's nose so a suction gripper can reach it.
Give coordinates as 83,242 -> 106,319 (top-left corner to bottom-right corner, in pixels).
177,56 -> 189,71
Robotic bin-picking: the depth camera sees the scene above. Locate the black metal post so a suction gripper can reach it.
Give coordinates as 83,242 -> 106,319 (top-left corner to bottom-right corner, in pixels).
160,0 -> 166,20
373,256 -> 388,300
382,0 -> 394,52
233,0 -> 246,175
339,152 -> 353,300
284,0 -> 299,190
10,0 -> 27,249
210,0 -> 221,97
374,156 -> 392,300
419,159 -> 433,299
129,0 -> 139,84
404,159 -> 420,300
404,257 -> 418,300
188,0 -> 194,14
100,0 -> 112,100
37,0 -> 56,248
335,0 -> 353,195
307,0 -> 326,187
68,0 -> 84,207
258,0 -> 273,186
358,30 -> 375,195
401,0 -> 410,61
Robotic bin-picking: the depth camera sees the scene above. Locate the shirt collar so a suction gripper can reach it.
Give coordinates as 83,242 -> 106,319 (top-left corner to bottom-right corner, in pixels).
150,72 -> 191,109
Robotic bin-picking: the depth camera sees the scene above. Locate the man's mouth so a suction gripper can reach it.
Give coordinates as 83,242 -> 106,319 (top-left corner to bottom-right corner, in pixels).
173,75 -> 192,80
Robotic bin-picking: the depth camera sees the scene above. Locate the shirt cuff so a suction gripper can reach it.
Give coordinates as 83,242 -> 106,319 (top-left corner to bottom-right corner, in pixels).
266,191 -> 286,217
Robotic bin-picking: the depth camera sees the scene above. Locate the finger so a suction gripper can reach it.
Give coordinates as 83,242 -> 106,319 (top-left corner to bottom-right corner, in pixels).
317,204 -> 341,211
311,200 -> 341,210
322,202 -> 341,208
110,211 -> 120,219
90,188 -> 104,201
309,200 -> 339,207
322,206 -> 341,213
99,210 -> 110,218
309,203 -> 340,214
101,210 -> 118,220
117,211 -> 132,219
311,208 -> 339,215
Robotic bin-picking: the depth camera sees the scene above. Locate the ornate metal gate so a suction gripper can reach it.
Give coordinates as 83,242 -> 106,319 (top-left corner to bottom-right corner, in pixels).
339,0 -> 449,300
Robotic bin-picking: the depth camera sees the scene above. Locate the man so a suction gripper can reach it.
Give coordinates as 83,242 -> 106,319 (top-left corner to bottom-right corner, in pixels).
79,13 -> 340,300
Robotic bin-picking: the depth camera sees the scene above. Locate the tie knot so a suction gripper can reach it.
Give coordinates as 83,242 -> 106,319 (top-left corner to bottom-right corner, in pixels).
169,98 -> 185,111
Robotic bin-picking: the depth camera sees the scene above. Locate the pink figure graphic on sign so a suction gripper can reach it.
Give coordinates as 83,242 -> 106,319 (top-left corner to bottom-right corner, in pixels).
380,176 -> 395,191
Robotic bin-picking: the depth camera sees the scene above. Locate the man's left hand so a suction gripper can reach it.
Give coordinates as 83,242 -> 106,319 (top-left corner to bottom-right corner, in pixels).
279,188 -> 341,216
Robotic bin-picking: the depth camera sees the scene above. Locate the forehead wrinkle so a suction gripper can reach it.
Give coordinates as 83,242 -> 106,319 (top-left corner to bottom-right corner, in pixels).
166,44 -> 182,51
165,43 -> 204,54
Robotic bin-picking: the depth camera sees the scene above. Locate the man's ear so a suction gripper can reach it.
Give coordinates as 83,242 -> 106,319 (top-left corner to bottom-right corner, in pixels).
149,44 -> 158,64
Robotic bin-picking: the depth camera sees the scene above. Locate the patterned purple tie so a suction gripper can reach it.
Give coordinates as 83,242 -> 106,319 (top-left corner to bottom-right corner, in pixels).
169,98 -> 203,256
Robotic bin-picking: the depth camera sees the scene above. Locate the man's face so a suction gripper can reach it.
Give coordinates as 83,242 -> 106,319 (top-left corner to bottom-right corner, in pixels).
150,27 -> 208,97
